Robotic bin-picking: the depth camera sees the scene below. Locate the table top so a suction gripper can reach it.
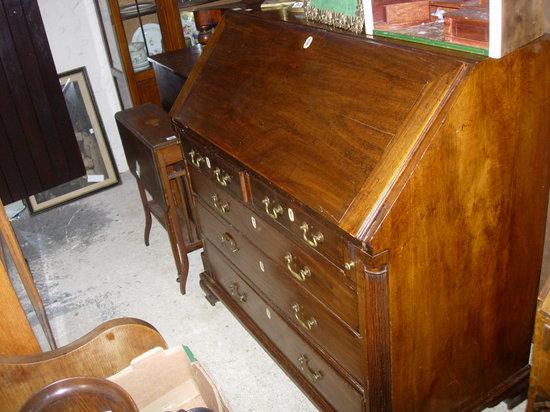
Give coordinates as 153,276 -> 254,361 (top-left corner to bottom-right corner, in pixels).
148,45 -> 203,79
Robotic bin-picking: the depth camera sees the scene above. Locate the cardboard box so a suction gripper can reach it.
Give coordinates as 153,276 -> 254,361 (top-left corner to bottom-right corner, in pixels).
109,346 -> 229,412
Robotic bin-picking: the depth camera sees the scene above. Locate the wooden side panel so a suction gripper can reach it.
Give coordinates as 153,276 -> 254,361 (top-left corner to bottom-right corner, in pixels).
0,258 -> 40,357
0,0 -> 85,203
500,0 -> 543,57
370,37 -> 550,410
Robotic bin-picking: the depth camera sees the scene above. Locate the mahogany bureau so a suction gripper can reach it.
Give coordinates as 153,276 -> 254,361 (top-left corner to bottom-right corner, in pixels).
171,12 -> 550,411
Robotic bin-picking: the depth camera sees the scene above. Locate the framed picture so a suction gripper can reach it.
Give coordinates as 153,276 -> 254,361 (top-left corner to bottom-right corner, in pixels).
28,67 -> 119,213
305,0 -> 364,33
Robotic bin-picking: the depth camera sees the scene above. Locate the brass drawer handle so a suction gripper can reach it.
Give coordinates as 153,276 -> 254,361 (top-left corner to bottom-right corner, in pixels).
211,193 -> 230,214
300,222 -> 324,248
284,253 -> 311,282
298,355 -> 322,383
229,282 -> 247,302
220,232 -> 239,253
262,196 -> 283,219
292,303 -> 317,331
213,167 -> 231,187
189,150 -> 204,169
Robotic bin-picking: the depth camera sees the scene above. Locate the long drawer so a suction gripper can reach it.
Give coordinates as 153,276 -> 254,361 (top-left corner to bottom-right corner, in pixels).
249,175 -> 346,267
204,242 -> 364,411
198,203 -> 364,384
190,164 -> 357,296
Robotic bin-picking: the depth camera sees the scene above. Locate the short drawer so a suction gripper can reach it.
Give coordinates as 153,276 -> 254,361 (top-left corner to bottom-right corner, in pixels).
199,206 -> 364,384
249,175 -> 346,267
205,243 -> 363,411
196,195 -> 359,329
181,137 -> 244,201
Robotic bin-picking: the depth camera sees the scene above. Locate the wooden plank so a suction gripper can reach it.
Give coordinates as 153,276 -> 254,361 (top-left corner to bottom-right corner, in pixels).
0,118 -> 27,203
0,167 -> 13,206
0,0 -> 85,202
0,199 -> 56,350
385,1 -> 430,25
0,255 -> 40,357
4,0 -> 71,181
21,0 -> 84,179
0,53 -> 43,199
0,2 -> 54,189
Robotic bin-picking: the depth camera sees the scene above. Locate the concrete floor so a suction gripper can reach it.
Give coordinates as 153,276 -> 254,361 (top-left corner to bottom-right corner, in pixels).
8,171 -> 549,411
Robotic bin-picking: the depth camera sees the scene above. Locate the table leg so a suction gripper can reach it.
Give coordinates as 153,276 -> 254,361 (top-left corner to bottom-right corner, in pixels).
136,179 -> 153,247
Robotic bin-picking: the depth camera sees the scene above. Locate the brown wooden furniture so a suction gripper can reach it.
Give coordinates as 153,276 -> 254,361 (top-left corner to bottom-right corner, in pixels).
0,0 -> 85,204
116,103 -> 201,293
0,318 -> 166,412
149,45 -> 203,111
0,198 -> 56,351
172,12 -> 550,411
94,0 -> 188,108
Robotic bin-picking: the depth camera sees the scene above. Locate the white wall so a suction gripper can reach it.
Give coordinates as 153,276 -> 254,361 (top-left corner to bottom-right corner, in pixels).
38,0 -> 129,172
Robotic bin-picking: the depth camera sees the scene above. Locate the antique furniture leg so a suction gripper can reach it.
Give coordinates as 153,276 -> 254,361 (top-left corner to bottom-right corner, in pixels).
136,179 -> 153,247
164,211 -> 184,285
0,200 -> 56,350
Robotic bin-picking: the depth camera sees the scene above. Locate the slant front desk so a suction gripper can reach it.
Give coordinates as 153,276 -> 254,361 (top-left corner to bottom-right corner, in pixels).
171,12 -> 550,411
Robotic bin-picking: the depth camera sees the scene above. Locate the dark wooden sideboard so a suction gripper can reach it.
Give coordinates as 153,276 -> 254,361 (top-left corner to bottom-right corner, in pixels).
171,12 -> 550,411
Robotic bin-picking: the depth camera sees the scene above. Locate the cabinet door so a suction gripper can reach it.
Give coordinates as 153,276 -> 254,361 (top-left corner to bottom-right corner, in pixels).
0,0 -> 85,203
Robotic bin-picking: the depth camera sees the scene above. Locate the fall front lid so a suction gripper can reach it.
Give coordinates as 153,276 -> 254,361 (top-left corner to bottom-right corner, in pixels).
171,12 -> 466,239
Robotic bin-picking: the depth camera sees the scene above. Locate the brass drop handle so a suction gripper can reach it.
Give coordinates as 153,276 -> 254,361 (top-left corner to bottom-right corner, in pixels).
213,167 -> 231,187
298,355 -> 322,383
211,193 -> 230,214
292,303 -> 317,331
189,150 -> 204,168
220,232 -> 239,253
300,222 -> 324,248
229,283 -> 247,302
262,196 -> 283,219
284,253 -> 311,282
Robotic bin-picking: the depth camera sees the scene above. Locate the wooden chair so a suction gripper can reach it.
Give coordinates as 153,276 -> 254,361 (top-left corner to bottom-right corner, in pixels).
0,318 -> 167,412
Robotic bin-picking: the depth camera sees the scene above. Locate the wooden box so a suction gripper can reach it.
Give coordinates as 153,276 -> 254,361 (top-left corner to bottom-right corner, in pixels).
365,0 -> 544,57
171,11 -> 550,411
444,8 -> 490,48
385,1 -> 431,25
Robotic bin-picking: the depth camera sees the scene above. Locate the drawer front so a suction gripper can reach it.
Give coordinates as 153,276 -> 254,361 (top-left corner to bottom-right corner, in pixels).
181,137 -> 243,201
205,242 -> 363,412
195,190 -> 359,327
198,204 -> 364,384
250,175 -> 346,267
191,166 -> 356,290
